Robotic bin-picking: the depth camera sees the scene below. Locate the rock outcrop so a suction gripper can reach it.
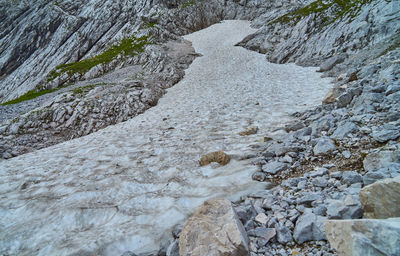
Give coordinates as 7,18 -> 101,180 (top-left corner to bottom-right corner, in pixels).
325,218 -> 400,256
360,175 -> 400,219
179,198 -> 249,256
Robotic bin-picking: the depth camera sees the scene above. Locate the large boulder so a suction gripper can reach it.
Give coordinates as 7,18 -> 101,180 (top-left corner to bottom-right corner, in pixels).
360,175 -> 400,219
179,198 -> 249,256
293,212 -> 327,244
325,218 -> 400,256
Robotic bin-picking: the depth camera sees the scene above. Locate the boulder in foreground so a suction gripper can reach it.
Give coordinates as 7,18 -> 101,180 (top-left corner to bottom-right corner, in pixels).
360,175 -> 400,219
179,198 -> 249,256
325,218 -> 400,256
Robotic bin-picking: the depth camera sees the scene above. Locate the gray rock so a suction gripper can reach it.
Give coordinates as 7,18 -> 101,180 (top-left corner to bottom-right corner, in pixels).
313,205 -> 327,216
313,137 -> 337,156
341,171 -> 362,185
360,175 -> 400,219
297,193 -> 323,207
121,252 -> 138,256
293,212 -> 327,244
262,161 -> 288,174
275,224 -> 293,244
248,227 -> 276,246
336,91 -> 354,108
326,196 -> 363,220
252,171 -> 266,182
331,122 -> 358,139
309,168 -> 328,177
371,129 -> 400,142
282,177 -> 306,188
325,218 -> 400,256
312,177 -> 328,188
342,150 -> 351,159
363,149 -> 400,172
285,121 -> 305,132
318,55 -> 346,72
166,240 -> 179,256
363,164 -> 400,185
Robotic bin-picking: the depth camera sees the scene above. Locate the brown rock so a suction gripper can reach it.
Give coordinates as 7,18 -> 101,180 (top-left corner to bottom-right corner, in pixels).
239,126 -> 258,136
179,198 -> 249,256
322,89 -> 336,104
199,150 -> 230,166
360,175 -> 400,219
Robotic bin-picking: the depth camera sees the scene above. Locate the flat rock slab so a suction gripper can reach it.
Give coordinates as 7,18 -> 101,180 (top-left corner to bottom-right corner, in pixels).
0,20 -> 332,255
325,218 -> 400,256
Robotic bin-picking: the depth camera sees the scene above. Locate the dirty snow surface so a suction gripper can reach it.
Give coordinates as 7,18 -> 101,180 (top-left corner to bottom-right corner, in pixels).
0,20 -> 332,255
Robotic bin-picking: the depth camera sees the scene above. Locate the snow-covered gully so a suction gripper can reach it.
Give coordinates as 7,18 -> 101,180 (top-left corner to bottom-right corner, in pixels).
0,20 -> 332,255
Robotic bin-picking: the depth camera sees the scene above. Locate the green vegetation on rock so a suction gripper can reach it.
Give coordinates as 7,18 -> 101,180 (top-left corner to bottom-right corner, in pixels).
47,35 -> 151,82
1,88 -> 57,105
179,0 -> 196,9
269,0 -> 373,26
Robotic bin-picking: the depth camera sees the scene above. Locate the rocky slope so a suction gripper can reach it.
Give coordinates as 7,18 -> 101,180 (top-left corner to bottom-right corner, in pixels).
0,0 -> 312,159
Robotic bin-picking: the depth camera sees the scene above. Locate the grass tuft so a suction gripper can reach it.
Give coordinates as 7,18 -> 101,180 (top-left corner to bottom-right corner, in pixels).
1,89 -> 57,105
47,35 -> 151,82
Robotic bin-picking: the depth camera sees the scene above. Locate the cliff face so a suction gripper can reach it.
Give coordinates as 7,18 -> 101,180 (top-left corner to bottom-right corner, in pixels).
239,0 -> 400,65
0,0 -> 159,102
0,0 -> 310,103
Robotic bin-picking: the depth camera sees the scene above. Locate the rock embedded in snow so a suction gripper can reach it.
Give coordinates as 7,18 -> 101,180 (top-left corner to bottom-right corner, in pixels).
199,150 -> 231,166
179,198 -> 249,256
360,175 -> 400,219
239,126 -> 259,136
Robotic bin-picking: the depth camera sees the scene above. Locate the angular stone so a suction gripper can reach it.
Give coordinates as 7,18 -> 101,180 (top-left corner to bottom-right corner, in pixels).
262,161 -> 288,174
293,212 -> 327,244
199,151 -> 230,166
252,171 -> 266,182
360,175 -> 400,219
326,195 -> 363,220
318,55 -> 346,72
371,129 -> 400,142
313,137 -> 336,156
341,171 -> 362,185
284,121 -> 305,132
247,227 -> 276,246
325,218 -> 400,256
275,223 -> 293,244
255,213 -> 268,225
331,122 -> 358,139
363,150 -> 400,172
179,198 -> 249,256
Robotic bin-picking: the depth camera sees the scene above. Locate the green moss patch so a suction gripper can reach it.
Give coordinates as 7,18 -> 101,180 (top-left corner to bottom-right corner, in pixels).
47,35 -> 151,82
179,0 -> 196,9
1,88 -> 57,105
269,0 -> 372,27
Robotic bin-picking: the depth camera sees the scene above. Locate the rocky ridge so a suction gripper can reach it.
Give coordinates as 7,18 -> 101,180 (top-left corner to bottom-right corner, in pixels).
0,0 -> 311,159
